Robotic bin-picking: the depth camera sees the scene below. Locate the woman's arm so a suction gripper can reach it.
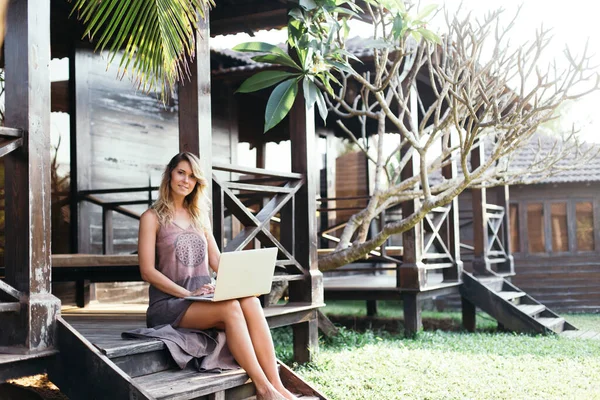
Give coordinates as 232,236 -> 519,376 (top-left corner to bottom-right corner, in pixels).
205,224 -> 221,273
138,210 -> 191,298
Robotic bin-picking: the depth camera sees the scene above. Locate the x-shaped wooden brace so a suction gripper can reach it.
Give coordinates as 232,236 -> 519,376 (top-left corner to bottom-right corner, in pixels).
422,205 -> 454,262
0,127 -> 24,159
213,174 -> 306,275
486,209 -> 506,256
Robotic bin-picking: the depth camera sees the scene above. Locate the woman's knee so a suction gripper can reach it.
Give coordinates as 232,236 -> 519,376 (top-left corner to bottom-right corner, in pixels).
239,296 -> 261,308
221,299 -> 244,321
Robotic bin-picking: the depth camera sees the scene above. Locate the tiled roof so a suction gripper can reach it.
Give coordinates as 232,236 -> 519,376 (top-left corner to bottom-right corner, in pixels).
211,36 -> 417,75
503,133 -> 600,184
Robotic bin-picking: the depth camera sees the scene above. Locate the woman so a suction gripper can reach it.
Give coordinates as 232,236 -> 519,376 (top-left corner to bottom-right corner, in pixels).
138,152 -> 296,400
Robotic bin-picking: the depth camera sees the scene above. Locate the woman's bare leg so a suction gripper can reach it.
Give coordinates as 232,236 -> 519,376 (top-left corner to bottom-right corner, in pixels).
178,300 -> 285,400
238,297 -> 298,400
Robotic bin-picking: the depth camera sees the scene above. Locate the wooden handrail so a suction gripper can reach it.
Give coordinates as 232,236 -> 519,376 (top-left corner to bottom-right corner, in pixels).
0,127 -> 23,138
79,186 -> 158,195
81,194 -> 141,220
0,137 -> 23,158
212,162 -> 303,180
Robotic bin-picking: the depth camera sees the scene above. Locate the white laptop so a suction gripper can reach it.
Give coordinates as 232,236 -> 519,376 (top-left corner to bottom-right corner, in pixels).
184,247 -> 278,302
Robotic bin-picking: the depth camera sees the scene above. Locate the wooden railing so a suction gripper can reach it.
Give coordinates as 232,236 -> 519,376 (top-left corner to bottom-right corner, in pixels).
212,162 -> 306,281
317,198 -> 462,290
459,204 -> 512,275
78,186 -> 156,254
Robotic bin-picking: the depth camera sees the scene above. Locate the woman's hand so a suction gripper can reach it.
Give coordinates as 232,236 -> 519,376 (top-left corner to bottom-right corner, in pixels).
190,283 -> 215,296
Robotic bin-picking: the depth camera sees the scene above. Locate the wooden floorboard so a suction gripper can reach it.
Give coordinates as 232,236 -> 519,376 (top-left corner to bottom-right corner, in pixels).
0,349 -> 58,365
135,367 -> 250,400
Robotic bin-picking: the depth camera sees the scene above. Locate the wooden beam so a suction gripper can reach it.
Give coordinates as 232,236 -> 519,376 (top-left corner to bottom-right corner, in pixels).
399,86 -> 426,290
471,141 -> 491,274
441,134 -> 463,282
0,127 -> 23,138
179,8 -> 212,204
70,48 -> 93,254
2,0 -> 60,352
210,3 -> 287,37
491,185 -> 515,275
51,80 -> 69,113
0,137 -> 23,158
287,73 -> 322,364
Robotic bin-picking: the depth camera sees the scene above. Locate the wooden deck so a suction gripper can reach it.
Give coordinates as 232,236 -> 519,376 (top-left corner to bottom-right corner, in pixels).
323,273 -> 461,301
58,302 -> 326,399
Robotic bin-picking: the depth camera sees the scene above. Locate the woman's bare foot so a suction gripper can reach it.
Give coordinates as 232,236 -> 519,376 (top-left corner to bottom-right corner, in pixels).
256,386 -> 287,400
274,385 -> 299,400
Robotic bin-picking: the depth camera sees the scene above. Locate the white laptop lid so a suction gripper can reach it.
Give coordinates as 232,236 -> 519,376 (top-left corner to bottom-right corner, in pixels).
212,247 -> 278,301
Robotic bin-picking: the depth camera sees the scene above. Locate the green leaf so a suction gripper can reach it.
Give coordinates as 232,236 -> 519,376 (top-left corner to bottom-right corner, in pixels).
236,71 -> 300,93
288,8 -> 305,22
300,0 -> 318,11
232,42 -> 287,56
392,14 -> 404,40
315,88 -> 328,123
418,28 -> 441,44
328,60 -> 357,76
252,54 -> 302,71
71,0 -> 214,96
264,79 -> 299,132
415,4 -> 438,21
303,78 -> 319,108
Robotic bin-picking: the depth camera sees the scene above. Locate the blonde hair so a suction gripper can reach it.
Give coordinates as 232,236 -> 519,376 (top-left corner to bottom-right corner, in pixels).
152,152 -> 210,232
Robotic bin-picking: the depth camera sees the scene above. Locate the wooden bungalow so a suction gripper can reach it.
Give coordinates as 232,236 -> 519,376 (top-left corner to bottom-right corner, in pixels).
0,1 -> 581,399
507,136 -> 600,312
211,38 -> 578,335
0,1 -> 327,399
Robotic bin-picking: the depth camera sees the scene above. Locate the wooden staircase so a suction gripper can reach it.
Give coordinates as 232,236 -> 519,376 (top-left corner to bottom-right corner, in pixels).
48,304 -> 326,400
460,272 -> 577,334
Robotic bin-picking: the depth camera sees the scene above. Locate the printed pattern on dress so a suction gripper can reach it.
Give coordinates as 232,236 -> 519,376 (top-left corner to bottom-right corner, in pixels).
175,232 -> 206,268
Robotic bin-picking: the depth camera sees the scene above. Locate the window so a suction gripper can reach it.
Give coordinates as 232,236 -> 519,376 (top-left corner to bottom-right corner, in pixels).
527,203 -> 545,253
550,202 -> 568,252
509,204 -> 520,252
576,202 -> 594,251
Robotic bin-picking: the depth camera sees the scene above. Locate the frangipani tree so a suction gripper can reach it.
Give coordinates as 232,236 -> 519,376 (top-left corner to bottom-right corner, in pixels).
235,0 -> 600,271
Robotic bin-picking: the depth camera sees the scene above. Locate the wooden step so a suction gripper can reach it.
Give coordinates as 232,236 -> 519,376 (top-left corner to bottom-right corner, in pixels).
475,276 -> 504,291
496,291 -> 526,302
537,317 -> 565,333
0,302 -> 20,313
134,367 -> 252,400
516,304 -> 545,317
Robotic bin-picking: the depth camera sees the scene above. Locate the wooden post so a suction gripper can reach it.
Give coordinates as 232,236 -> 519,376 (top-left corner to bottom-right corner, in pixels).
399,150 -> 426,291
1,0 -> 60,352
470,141 -> 491,275
492,185 -> 515,275
442,135 -> 463,282
323,132 -> 336,244
288,86 -> 322,364
402,293 -> 422,335
366,300 -> 378,317
178,9 -> 212,203
461,296 -> 476,332
398,86 -> 424,334
71,49 -> 93,254
70,48 -> 93,307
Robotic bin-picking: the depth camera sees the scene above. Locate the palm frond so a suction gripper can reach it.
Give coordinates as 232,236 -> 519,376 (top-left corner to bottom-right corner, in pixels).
71,0 -> 215,94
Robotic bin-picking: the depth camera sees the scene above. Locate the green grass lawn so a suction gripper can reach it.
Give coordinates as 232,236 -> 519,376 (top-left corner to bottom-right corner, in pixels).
274,301 -> 600,400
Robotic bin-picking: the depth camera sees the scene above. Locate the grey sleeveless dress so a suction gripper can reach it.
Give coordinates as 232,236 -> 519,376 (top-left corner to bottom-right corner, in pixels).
122,221 -> 238,372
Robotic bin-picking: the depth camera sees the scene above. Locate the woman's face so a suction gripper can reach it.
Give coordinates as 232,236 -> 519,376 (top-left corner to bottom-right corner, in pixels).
170,160 -> 198,198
